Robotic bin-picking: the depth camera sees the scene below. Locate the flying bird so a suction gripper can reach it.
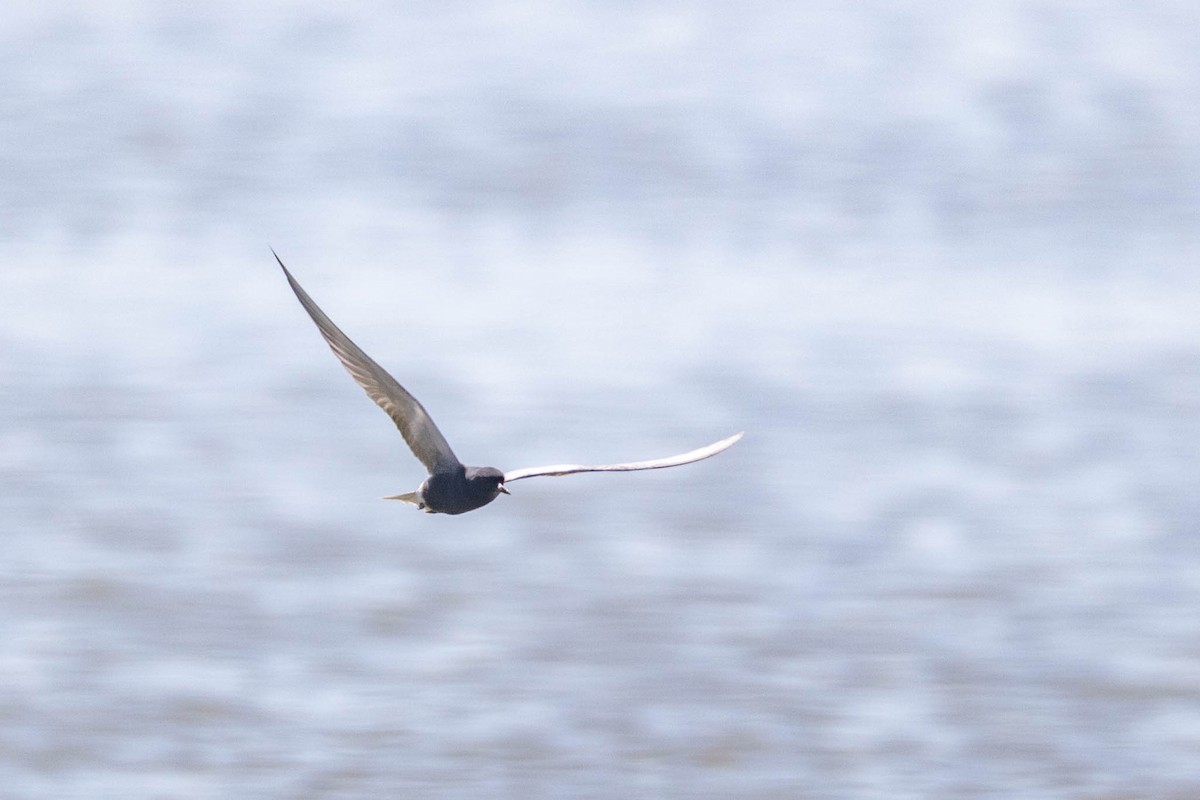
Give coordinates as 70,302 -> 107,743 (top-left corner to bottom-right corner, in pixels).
274,251 -> 742,515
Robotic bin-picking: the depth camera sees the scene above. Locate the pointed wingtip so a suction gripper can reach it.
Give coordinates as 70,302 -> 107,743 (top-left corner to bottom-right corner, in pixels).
719,431 -> 744,448
700,431 -> 743,458
272,249 -> 305,295
270,247 -> 291,276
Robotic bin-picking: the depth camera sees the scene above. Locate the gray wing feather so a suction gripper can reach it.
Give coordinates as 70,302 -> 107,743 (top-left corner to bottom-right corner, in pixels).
503,432 -> 742,483
275,251 -> 462,475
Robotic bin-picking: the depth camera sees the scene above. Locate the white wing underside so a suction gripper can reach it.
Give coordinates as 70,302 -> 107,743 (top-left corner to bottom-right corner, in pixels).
503,432 -> 743,483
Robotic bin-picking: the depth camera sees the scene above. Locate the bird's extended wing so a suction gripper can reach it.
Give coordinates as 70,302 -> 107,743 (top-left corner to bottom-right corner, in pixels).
503,432 -> 742,483
275,250 -> 462,475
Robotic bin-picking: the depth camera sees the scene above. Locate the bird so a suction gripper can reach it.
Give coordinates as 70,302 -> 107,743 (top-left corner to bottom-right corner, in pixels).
274,250 -> 743,515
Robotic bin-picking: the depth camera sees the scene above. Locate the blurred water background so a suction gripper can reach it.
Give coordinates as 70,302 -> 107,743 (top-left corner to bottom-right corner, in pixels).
3,2 -> 1200,798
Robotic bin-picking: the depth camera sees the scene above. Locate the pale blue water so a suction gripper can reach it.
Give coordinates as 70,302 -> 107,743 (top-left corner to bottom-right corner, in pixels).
3,3 -> 1200,798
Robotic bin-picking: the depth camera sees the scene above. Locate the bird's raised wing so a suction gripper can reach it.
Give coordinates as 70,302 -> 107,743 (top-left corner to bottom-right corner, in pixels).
503,432 -> 742,483
275,251 -> 462,475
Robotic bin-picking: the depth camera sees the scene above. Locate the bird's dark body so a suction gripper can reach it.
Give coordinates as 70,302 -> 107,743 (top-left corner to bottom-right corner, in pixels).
419,466 -> 507,514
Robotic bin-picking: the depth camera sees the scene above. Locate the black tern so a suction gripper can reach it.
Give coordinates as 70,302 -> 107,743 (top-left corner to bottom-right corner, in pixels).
274,251 -> 742,515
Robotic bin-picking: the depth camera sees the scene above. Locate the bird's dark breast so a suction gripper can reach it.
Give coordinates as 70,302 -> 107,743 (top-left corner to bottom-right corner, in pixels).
420,468 -> 501,515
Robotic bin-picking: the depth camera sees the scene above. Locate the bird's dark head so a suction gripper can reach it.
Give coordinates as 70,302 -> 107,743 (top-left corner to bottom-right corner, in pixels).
468,466 -> 509,499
